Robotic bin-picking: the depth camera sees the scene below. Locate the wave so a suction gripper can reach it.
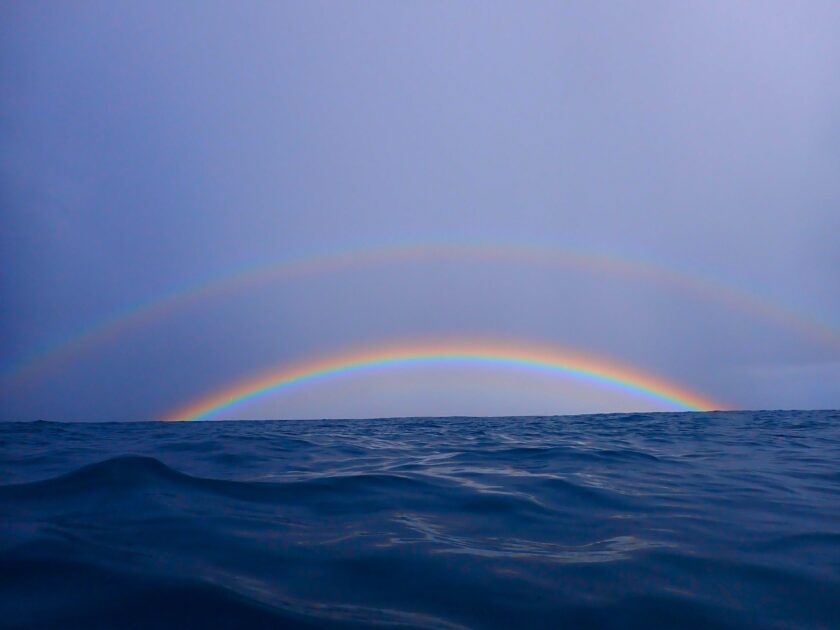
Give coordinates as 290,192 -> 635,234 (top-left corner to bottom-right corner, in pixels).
1,411 -> 839,628
0,456 -> 436,505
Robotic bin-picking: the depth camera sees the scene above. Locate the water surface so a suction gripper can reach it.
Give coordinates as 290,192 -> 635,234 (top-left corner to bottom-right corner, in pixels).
2,411 -> 839,628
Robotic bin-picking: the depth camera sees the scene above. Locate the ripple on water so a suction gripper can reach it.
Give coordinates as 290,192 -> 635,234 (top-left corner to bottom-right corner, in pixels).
1,410 -> 839,629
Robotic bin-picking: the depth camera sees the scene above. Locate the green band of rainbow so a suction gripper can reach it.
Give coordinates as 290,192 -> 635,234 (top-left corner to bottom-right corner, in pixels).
5,239 -> 839,392
165,341 -> 724,421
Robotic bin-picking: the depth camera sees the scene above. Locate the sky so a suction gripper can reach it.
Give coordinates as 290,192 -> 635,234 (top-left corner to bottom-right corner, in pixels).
1,1 -> 839,421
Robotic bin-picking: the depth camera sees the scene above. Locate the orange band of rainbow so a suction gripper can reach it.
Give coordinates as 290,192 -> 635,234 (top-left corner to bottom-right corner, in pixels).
164,340 -> 724,421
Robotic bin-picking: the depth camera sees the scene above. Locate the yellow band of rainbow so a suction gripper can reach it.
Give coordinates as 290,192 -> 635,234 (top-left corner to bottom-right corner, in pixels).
164,340 -> 724,421
7,240 -> 838,392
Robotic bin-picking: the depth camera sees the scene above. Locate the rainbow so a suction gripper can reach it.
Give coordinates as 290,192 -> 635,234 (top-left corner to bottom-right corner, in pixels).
164,340 -> 724,421
5,239 -> 839,390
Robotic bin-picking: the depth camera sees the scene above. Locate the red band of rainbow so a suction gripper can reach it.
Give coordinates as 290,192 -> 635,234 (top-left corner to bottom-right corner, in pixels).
164,340 -> 724,421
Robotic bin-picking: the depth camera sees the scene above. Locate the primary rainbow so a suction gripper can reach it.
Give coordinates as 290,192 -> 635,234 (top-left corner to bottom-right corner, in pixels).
164,340 -> 723,421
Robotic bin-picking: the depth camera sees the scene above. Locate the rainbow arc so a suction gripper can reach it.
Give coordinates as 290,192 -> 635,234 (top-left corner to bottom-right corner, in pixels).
164,340 -> 725,421
5,239 -> 838,391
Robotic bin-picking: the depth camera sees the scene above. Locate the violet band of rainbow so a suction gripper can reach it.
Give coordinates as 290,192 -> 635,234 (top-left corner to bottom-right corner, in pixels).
8,240 -> 835,393
164,341 -> 724,421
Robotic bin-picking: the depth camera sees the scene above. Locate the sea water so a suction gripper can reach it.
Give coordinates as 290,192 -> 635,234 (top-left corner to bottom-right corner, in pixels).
1,411 -> 839,628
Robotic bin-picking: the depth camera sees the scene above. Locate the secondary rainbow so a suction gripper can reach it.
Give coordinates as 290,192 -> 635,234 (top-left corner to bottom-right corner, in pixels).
164,341 -> 724,421
6,239 -> 839,391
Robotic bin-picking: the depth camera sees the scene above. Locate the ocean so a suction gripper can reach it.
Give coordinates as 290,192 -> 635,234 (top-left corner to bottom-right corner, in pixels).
1,411 -> 839,629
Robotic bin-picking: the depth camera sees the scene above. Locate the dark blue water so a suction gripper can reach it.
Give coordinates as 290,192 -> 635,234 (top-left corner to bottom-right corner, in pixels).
2,411 -> 839,629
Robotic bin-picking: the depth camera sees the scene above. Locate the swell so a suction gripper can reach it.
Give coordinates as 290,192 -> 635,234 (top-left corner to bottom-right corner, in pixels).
1,411 -> 839,629
0,456 -> 560,518
0,456 -> 429,500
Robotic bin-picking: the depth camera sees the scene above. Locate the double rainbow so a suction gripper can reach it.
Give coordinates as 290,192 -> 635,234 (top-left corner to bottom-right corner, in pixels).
164,340 -> 723,421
